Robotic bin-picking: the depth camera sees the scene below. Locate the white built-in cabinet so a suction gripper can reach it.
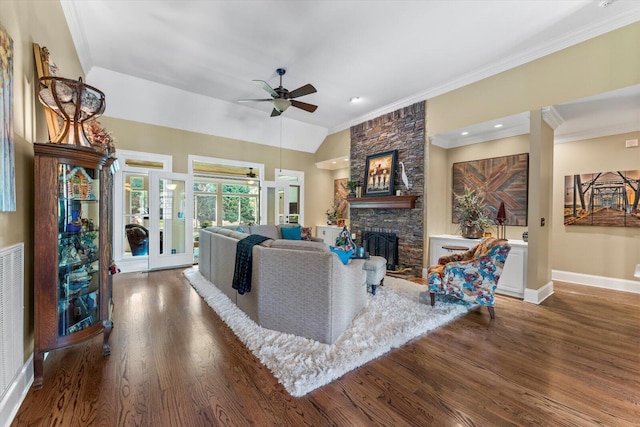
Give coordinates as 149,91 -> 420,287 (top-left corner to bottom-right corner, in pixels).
429,234 -> 527,298
316,225 -> 343,246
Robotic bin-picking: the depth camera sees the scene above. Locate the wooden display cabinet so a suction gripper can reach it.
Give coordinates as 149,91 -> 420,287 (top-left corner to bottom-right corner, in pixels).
33,143 -> 115,389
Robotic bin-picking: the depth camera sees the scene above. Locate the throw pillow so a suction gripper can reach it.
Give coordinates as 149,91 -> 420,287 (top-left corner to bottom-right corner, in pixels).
280,225 -> 302,240
330,246 -> 354,265
301,227 -> 313,241
236,226 -> 244,232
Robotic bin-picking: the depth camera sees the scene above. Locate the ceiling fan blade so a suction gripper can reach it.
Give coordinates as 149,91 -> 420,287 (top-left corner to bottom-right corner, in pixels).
238,98 -> 274,102
253,80 -> 278,98
290,99 -> 318,113
270,108 -> 282,117
287,84 -> 317,99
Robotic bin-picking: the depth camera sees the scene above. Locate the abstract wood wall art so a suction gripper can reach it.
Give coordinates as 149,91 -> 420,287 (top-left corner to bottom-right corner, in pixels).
564,170 -> 640,227
1,25 -> 15,212
452,153 -> 529,226
334,178 -> 348,219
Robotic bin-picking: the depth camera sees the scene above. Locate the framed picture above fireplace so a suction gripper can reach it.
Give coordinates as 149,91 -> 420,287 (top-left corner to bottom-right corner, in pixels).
364,150 -> 397,196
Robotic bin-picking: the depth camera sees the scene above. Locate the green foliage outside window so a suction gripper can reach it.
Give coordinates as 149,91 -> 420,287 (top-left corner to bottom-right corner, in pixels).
223,184 -> 257,224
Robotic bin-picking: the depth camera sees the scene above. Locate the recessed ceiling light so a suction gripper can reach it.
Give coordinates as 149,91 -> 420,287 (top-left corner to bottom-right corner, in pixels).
343,158 -> 349,161
331,161 -> 336,164
461,131 -> 469,136
349,97 -> 361,103
494,124 -> 503,128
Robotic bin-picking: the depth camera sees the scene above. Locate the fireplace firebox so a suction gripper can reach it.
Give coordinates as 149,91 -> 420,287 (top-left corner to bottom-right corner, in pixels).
362,230 -> 398,270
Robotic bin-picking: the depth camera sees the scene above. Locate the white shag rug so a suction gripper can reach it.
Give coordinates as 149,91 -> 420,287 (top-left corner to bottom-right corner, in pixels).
184,267 -> 471,397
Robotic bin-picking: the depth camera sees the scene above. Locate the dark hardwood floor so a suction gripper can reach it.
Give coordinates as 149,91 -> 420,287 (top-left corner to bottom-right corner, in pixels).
12,269 -> 640,426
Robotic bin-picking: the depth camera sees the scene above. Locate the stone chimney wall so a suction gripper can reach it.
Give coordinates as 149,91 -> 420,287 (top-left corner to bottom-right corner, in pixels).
349,101 -> 425,274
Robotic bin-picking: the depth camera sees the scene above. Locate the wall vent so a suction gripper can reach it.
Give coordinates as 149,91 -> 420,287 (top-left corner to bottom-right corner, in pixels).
0,243 -> 24,400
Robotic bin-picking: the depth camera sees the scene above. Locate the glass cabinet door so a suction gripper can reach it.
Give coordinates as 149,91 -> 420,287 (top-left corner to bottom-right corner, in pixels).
57,163 -> 101,337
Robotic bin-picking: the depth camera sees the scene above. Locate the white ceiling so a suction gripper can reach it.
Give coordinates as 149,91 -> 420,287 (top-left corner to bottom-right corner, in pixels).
60,0 -> 640,153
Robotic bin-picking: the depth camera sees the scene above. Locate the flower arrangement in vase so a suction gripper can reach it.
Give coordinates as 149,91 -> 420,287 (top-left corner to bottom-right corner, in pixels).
454,187 -> 494,239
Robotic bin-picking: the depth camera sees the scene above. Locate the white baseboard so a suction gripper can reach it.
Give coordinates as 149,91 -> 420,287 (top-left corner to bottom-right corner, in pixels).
552,270 -> 640,294
1,354 -> 33,427
524,281 -> 554,304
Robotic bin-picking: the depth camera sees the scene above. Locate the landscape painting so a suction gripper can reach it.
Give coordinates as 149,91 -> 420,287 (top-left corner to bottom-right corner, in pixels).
1,25 -> 15,212
452,153 -> 529,226
564,170 -> 640,227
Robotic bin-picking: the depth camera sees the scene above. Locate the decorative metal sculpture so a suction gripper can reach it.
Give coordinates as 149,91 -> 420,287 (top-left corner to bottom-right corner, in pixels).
37,76 -> 106,147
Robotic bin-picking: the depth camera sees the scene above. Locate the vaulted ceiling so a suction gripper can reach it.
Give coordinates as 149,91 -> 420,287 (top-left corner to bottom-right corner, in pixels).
60,0 -> 640,153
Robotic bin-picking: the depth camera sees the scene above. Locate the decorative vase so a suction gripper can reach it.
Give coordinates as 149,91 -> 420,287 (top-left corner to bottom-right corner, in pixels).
461,225 -> 483,239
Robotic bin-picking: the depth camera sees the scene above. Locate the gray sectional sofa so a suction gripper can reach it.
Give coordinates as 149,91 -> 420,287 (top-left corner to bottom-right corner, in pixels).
198,225 -> 368,344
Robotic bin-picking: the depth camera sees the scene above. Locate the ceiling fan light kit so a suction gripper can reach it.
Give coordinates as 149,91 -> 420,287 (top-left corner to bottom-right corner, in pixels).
246,167 -> 257,185
239,68 -> 317,117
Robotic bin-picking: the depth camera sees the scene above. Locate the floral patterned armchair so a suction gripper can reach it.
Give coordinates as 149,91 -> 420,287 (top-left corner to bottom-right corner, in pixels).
427,238 -> 511,319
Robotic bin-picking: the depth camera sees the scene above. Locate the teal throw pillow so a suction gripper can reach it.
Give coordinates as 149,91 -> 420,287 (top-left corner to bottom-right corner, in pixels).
281,225 -> 302,240
330,246 -> 354,265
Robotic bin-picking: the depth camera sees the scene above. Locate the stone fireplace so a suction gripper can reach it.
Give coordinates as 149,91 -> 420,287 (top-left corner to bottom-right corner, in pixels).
349,102 -> 425,275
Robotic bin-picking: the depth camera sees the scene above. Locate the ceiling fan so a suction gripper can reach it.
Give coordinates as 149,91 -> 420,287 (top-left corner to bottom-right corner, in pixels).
239,68 -> 317,117
246,167 -> 257,184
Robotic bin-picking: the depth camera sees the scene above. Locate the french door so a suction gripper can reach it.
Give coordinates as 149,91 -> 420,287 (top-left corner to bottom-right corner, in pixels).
148,171 -> 194,270
262,179 -> 302,225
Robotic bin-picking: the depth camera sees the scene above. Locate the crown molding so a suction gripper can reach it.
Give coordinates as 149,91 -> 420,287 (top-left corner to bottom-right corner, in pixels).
330,11 -> 640,135
542,106 -> 564,130
555,122 -> 640,144
60,0 -> 93,74
430,124 -> 530,149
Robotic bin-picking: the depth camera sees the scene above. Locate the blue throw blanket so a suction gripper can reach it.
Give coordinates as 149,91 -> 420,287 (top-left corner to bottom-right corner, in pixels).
232,234 -> 271,295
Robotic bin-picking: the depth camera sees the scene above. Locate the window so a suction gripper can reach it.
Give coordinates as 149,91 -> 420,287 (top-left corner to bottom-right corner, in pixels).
193,178 -> 259,227
222,184 -> 259,225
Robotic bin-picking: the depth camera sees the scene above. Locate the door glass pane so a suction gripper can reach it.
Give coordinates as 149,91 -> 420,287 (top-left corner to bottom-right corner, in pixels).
278,188 -> 285,224
123,172 -> 149,257
161,179 -> 187,255
289,185 -> 300,223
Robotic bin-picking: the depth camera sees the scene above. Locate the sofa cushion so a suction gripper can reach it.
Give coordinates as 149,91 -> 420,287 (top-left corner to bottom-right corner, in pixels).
271,239 -> 328,252
249,225 -> 280,240
215,228 -> 238,237
329,246 -> 354,265
281,225 -> 302,240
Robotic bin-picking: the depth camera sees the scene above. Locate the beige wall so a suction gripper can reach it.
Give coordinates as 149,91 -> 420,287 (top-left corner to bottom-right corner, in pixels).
431,127 -> 640,284
0,0 -> 85,359
99,116 -> 332,229
427,22 -> 640,136
553,131 -> 640,281
3,1 -> 640,369
442,134 -> 530,239
426,21 -> 640,287
314,128 -> 350,163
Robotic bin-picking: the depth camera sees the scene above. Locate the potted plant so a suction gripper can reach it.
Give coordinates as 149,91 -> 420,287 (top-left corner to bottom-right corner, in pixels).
325,203 -> 338,225
346,180 -> 360,197
454,187 -> 493,238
